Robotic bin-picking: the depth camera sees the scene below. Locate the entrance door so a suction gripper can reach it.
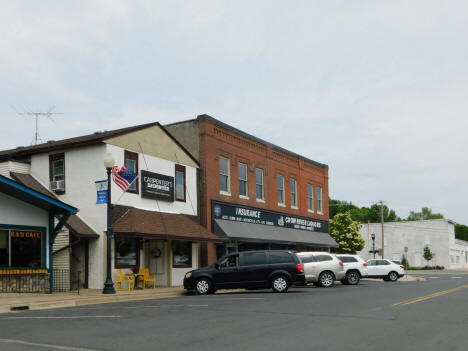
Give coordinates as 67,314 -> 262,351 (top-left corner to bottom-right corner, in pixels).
147,240 -> 167,286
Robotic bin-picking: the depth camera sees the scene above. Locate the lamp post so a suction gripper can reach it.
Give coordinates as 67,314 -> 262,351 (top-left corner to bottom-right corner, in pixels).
371,233 -> 376,259
103,153 -> 116,294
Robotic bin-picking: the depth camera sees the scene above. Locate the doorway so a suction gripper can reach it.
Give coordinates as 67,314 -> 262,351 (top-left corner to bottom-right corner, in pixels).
146,240 -> 168,287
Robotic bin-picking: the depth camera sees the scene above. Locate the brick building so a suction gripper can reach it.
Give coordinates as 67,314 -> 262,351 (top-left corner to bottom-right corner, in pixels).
166,115 -> 337,265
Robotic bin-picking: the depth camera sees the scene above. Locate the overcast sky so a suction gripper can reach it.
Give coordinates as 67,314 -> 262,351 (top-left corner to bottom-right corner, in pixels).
1,1 -> 467,223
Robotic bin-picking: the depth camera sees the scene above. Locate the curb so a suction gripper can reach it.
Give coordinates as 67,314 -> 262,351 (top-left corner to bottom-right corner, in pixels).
0,291 -> 185,314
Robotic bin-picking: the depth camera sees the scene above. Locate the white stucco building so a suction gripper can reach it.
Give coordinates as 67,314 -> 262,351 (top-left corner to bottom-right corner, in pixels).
0,122 -> 219,289
359,219 -> 468,270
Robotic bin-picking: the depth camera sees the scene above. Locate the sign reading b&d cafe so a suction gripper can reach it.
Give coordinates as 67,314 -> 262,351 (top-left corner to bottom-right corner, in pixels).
141,170 -> 174,202
212,201 -> 329,233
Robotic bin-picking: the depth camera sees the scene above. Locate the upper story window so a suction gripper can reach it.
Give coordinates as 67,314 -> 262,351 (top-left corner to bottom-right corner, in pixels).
49,153 -> 65,193
219,156 -> 230,194
255,168 -> 264,201
238,162 -> 248,198
307,184 -> 314,212
277,174 -> 285,206
124,150 -> 138,194
175,164 -> 186,202
290,178 -> 297,208
316,186 -> 323,214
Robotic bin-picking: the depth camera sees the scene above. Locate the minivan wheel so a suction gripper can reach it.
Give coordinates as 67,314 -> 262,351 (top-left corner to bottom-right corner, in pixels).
388,271 -> 399,282
271,275 -> 289,293
318,271 -> 335,287
195,278 -> 212,295
345,271 -> 360,285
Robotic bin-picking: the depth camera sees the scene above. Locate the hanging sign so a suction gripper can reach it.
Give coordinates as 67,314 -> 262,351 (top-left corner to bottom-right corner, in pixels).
141,170 -> 174,202
95,180 -> 108,204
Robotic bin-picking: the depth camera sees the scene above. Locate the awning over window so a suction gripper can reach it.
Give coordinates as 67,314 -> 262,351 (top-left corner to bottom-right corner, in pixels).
213,218 -> 338,248
112,205 -> 222,242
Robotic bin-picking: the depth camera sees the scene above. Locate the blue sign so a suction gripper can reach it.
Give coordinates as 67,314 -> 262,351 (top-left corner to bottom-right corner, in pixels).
95,180 -> 108,204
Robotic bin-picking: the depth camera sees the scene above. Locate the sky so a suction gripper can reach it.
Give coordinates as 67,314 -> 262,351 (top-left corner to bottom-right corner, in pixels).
1,1 -> 467,224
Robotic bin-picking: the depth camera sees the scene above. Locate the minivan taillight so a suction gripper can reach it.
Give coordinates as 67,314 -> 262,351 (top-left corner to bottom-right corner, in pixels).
296,263 -> 304,273
363,263 -> 367,267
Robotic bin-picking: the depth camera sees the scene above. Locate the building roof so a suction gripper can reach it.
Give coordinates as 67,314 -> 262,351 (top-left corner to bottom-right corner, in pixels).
0,122 -> 199,166
0,173 -> 77,215
10,172 -> 99,238
166,114 -> 328,169
112,205 -> 222,242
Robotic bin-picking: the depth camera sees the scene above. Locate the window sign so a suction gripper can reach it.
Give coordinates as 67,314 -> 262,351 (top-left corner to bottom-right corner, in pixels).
141,170 -> 174,202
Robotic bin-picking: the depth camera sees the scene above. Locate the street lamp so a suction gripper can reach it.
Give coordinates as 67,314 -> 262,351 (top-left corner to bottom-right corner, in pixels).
371,233 -> 376,259
103,153 -> 116,294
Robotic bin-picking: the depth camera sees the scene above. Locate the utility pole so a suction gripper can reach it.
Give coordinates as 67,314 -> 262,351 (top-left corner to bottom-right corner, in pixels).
380,201 -> 384,259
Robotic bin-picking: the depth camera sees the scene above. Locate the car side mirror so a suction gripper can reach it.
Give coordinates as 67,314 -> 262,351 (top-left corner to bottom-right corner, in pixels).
214,263 -> 220,269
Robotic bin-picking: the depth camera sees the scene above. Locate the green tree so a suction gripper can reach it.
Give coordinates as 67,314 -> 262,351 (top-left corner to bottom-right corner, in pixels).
329,199 -> 400,223
330,212 -> 365,254
423,245 -> 434,265
407,207 -> 444,221
455,224 -> 468,241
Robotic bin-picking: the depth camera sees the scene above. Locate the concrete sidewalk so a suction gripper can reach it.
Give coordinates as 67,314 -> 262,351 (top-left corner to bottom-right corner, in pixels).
0,287 -> 185,314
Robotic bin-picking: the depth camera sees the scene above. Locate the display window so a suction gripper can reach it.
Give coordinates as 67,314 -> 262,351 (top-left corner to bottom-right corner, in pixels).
0,228 -> 44,268
115,237 -> 139,268
172,241 -> 192,268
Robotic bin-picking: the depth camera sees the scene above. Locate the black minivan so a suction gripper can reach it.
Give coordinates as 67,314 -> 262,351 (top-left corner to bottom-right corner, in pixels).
183,250 -> 305,294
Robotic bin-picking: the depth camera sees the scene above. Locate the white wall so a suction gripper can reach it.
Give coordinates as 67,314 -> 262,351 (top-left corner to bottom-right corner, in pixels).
0,191 -> 50,267
359,220 -> 452,268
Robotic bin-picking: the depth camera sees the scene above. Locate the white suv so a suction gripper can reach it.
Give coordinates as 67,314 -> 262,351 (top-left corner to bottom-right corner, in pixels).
366,259 -> 405,281
296,252 -> 345,287
335,254 -> 368,285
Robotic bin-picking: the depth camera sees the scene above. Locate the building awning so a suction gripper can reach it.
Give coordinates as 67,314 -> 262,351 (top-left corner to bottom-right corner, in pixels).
213,219 -> 338,248
112,205 -> 222,242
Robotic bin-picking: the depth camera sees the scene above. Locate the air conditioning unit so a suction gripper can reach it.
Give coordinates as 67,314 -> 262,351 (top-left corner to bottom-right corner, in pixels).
50,180 -> 65,192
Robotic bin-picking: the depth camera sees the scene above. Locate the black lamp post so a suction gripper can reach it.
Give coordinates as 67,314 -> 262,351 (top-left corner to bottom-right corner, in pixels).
103,153 -> 116,294
371,233 -> 376,259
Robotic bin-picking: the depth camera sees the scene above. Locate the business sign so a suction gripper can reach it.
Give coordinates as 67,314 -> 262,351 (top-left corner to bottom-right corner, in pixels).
141,170 -> 174,202
11,230 -> 41,239
212,201 -> 329,233
95,180 -> 108,204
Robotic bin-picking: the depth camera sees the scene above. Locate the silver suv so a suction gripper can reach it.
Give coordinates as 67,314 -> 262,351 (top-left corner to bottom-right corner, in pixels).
296,252 -> 345,287
335,254 -> 368,285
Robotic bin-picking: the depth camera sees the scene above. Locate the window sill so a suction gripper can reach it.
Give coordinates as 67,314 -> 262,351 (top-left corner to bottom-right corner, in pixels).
239,195 -> 250,200
308,209 -> 315,214
278,203 -> 286,208
317,211 -> 323,215
256,198 -> 265,203
219,191 -> 232,197
291,206 -> 299,210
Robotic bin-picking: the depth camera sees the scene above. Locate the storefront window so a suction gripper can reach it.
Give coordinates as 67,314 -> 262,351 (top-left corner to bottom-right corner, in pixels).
172,241 -> 192,267
115,237 -> 139,268
0,230 -> 9,267
0,230 -> 42,267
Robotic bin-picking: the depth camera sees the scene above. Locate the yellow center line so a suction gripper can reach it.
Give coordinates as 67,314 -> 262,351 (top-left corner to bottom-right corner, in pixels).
392,284 -> 468,307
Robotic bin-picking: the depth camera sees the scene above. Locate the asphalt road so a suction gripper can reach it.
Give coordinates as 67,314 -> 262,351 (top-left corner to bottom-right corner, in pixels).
1,273 -> 468,351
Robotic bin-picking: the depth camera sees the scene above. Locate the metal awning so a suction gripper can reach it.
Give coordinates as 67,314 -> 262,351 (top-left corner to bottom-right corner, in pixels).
213,219 -> 338,248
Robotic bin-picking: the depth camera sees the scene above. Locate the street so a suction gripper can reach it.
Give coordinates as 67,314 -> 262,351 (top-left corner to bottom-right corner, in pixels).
1,273 -> 468,351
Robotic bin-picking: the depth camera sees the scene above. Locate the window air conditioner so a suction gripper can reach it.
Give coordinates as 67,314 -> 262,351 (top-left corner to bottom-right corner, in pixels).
50,180 -> 65,192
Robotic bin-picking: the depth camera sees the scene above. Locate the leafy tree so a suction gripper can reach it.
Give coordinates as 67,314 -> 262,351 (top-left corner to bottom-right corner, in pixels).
407,207 -> 444,221
329,198 -> 400,223
330,212 -> 365,254
423,246 -> 434,264
455,224 -> 468,241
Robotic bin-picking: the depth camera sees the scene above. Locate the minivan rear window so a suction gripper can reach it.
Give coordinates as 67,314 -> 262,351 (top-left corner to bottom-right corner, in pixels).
241,252 -> 267,266
269,252 -> 294,264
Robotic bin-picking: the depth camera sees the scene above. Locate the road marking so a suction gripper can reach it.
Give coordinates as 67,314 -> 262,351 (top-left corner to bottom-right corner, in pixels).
221,298 -> 265,300
0,338 -> 98,350
393,284 -> 468,307
428,277 -> 440,279
0,315 -> 120,320
451,277 -> 463,279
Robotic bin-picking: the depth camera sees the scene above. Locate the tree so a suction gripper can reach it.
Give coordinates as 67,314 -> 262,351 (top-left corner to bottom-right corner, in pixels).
329,198 -> 400,223
423,246 -> 434,265
407,207 -> 444,221
330,212 -> 365,254
455,224 -> 468,241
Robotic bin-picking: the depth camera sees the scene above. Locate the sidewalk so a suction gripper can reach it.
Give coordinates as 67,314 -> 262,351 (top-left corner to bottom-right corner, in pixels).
0,287 -> 185,314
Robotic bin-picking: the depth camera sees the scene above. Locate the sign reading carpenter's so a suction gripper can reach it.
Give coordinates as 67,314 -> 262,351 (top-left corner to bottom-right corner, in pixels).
212,201 -> 329,233
141,170 -> 174,201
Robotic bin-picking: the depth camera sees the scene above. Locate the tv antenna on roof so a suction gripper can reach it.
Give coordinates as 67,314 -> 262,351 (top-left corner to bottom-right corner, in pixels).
18,106 -> 63,145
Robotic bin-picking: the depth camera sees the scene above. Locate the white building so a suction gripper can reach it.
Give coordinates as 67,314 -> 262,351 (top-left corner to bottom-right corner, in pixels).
0,122 -> 219,289
359,219 -> 468,270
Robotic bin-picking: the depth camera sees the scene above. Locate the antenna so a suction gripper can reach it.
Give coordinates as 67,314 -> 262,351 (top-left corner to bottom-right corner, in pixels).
18,106 -> 63,145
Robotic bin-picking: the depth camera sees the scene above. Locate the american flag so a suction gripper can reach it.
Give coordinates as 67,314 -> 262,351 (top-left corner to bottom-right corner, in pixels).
112,166 -> 138,191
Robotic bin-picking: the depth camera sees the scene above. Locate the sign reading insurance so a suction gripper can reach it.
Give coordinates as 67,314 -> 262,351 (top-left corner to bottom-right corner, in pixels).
141,170 -> 174,201
212,201 -> 329,233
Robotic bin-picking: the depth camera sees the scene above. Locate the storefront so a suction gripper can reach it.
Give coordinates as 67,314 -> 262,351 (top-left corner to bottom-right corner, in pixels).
211,200 -> 337,257
112,205 -> 221,286
0,174 -> 77,292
